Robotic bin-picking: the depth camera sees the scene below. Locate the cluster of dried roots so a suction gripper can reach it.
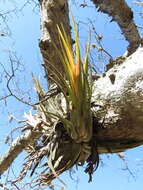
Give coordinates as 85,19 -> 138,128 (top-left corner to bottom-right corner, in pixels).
16,102 -> 99,186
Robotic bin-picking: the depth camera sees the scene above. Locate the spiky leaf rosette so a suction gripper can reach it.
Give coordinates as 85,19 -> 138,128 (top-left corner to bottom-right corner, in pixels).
22,20 -> 99,185
46,19 -> 93,143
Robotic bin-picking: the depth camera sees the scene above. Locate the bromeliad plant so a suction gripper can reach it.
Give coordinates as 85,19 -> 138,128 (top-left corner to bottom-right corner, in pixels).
22,19 -> 98,184
46,20 -> 93,143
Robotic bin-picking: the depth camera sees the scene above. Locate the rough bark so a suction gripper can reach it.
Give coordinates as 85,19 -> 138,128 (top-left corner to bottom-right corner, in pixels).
92,47 -> 143,153
39,0 -> 71,86
91,0 -> 142,55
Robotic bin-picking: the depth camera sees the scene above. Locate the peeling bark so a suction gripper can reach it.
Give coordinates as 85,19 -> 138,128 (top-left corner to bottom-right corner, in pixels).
91,0 -> 142,55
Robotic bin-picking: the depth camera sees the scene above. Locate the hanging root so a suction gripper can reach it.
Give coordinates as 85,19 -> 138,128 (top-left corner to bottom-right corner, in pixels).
84,139 -> 99,182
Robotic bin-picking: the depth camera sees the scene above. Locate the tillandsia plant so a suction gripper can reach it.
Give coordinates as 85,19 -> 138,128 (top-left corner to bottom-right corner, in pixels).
46,19 -> 93,143
22,19 -> 99,185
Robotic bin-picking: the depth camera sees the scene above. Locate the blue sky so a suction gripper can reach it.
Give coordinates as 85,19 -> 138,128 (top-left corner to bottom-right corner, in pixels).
0,0 -> 143,189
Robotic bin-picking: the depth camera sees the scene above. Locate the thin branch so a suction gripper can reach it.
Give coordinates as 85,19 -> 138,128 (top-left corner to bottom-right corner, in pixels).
88,19 -> 113,59
0,55 -> 35,108
0,94 -> 12,101
117,154 -> 136,180
133,1 -> 143,6
137,25 -> 143,29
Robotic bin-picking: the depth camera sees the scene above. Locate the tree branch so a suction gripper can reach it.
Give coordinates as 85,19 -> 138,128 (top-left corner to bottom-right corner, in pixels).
91,47 -> 143,152
39,0 -> 71,86
91,0 -> 142,55
0,125 -> 42,175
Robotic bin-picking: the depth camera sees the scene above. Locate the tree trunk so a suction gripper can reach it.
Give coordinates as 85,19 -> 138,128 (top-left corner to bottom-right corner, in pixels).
39,0 -> 71,86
